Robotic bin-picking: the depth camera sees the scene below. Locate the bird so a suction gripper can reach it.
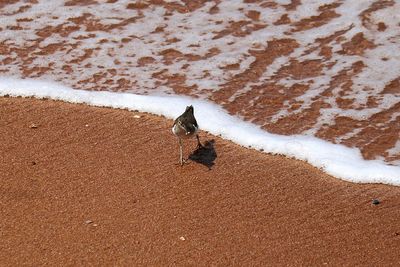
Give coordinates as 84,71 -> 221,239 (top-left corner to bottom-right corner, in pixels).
172,105 -> 202,166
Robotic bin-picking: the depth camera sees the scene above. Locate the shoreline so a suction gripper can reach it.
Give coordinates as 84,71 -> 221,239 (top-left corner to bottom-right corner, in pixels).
1,78 -> 399,185
1,96 -> 400,265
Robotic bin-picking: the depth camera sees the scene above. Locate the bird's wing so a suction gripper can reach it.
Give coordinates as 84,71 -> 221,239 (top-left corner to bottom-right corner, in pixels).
185,123 -> 197,134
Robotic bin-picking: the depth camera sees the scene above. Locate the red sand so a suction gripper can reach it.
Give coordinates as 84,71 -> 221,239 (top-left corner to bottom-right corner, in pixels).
1,97 -> 399,266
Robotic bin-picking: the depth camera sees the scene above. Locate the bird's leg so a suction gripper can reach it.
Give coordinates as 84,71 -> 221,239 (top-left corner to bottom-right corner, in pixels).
179,138 -> 184,166
196,134 -> 203,148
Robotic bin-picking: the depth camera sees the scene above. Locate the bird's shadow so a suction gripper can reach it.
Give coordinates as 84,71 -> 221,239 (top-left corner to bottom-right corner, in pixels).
189,139 -> 217,170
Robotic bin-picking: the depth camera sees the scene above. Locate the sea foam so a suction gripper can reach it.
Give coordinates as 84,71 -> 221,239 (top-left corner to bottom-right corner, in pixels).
1,77 -> 399,186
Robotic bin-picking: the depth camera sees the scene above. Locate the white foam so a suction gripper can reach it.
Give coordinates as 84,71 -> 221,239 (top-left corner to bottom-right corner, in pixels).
1,77 -> 399,186
2,0 -> 399,124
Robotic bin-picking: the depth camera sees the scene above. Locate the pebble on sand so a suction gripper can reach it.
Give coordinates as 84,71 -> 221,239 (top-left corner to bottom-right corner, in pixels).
372,199 -> 380,205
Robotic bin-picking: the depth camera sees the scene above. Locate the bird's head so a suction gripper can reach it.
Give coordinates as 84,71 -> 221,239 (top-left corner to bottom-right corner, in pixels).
185,105 -> 194,114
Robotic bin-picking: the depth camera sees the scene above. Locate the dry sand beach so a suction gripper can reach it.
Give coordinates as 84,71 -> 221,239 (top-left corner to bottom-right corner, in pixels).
1,96 -> 400,266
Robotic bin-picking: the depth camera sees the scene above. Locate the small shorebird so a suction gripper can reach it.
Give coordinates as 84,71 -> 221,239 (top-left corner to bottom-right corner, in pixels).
172,105 -> 202,166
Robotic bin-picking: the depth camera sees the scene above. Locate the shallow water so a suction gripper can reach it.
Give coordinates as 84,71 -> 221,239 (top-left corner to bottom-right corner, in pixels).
0,0 -> 399,165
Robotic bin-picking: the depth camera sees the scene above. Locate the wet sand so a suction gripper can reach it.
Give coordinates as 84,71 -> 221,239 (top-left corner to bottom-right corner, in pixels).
1,96 -> 399,266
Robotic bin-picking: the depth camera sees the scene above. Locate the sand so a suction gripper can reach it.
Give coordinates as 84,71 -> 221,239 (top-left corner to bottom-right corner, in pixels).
1,96 -> 399,266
